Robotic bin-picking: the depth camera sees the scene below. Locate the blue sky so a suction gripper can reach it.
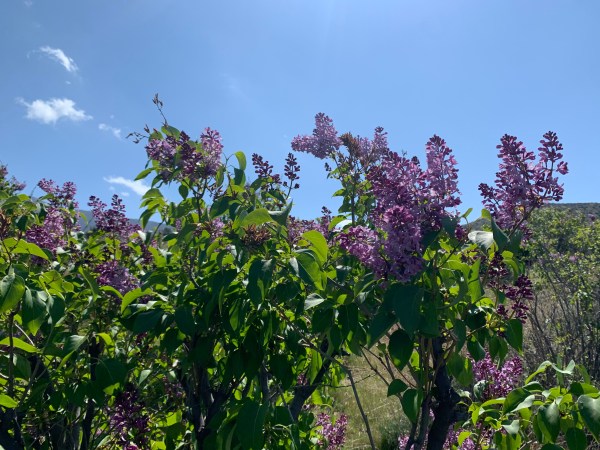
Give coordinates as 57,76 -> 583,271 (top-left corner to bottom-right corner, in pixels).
2,0 -> 599,219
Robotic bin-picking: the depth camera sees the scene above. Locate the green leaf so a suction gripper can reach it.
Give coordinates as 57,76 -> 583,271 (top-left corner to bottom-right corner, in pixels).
565,428 -> 587,450
63,335 -> 86,354
301,230 -> 328,264
3,238 -> 50,260
0,337 -> 38,353
401,389 -> 423,423
387,379 -> 408,397
236,400 -> 268,449
578,395 -> 600,440
388,329 -> 413,371
135,167 -> 154,180
0,394 -> 18,408
240,208 -> 273,227
367,308 -> 396,347
569,383 -> 599,396
296,251 -> 323,290
502,420 -> 521,436
95,358 -> 128,392
446,353 -> 473,386
133,309 -> 163,334
269,202 -> 293,226
491,218 -> 509,249
0,272 -> 25,313
121,288 -> 153,313
538,402 -> 561,443
505,319 -> 523,353
304,294 -> 325,310
22,288 -> 46,335
235,151 -> 247,171
504,388 -> 532,413
386,284 -> 422,337
175,305 -> 196,335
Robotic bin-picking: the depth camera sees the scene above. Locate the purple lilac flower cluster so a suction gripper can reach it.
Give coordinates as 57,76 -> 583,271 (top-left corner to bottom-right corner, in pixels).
340,136 -> 461,282
252,153 -> 281,185
109,386 -> 151,449
26,179 -> 80,253
145,127 -> 223,182
398,429 -> 477,450
88,195 -> 140,240
291,113 -> 342,159
196,217 -> 225,240
315,413 -> 348,450
472,354 -> 523,400
287,212 -> 330,244
499,274 -> 533,323
355,126 -> 390,167
96,260 -> 139,295
283,152 -> 301,189
479,132 -> 567,231
0,164 -> 26,193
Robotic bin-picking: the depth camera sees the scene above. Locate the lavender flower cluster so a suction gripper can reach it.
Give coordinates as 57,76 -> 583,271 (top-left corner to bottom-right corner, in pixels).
0,164 -> 26,194
145,127 -> 223,183
108,386 -> 151,449
340,135 -> 461,282
315,412 -> 348,450
291,113 -> 342,159
95,260 -> 139,295
479,132 -> 568,231
88,195 -> 140,241
26,179 -> 80,253
472,353 -> 523,400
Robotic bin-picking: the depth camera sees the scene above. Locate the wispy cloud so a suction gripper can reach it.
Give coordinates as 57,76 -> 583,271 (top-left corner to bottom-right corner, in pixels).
24,0 -> 33,7
222,73 -> 249,101
39,46 -> 78,73
103,176 -> 150,196
99,123 -> 122,140
16,97 -> 92,124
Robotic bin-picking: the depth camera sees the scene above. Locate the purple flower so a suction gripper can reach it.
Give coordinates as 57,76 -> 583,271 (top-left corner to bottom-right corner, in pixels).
354,126 -> 390,167
145,127 -> 223,183
479,132 -> 567,231
200,127 -> 224,176
108,386 -> 151,448
315,413 -> 348,450
26,179 -> 80,253
291,113 -> 342,159
88,195 -> 140,240
283,152 -> 301,189
473,354 -> 523,400
423,135 -> 461,223
0,164 -> 26,193
96,260 -> 139,295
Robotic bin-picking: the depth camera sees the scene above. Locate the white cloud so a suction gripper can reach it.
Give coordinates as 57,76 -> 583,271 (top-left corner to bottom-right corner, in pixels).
99,123 -> 122,139
103,176 -> 150,196
39,46 -> 78,73
16,97 -> 92,124
120,191 -> 130,197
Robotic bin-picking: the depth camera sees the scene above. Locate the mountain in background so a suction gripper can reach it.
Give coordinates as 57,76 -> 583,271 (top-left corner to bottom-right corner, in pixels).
466,202 -> 599,231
